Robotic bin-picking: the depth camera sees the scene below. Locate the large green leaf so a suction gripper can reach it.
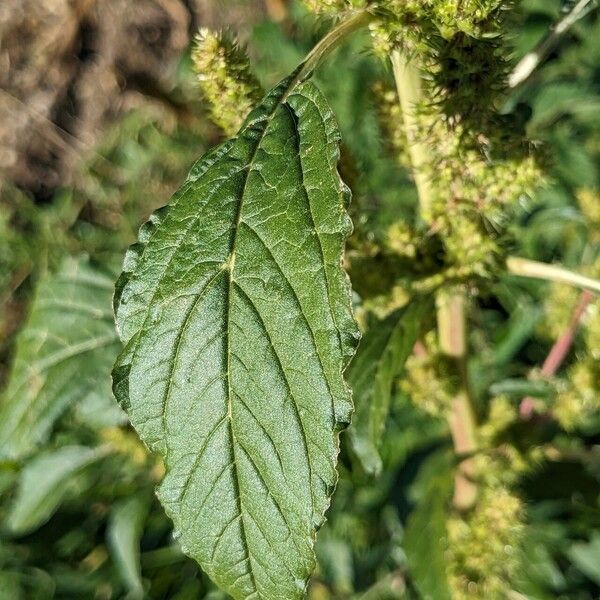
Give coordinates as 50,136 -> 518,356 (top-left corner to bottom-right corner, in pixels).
0,257 -> 120,460
113,75 -> 359,599
347,301 -> 432,476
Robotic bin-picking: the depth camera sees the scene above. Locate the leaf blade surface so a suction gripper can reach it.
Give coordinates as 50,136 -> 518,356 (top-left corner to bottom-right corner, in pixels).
348,301 -> 432,475
113,77 -> 359,599
7,445 -> 105,535
0,257 -> 120,460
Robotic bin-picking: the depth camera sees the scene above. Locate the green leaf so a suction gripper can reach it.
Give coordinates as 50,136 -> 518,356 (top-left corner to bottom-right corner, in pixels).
0,569 -> 55,600
347,301 -> 432,476
403,488 -> 452,600
113,75 -> 359,599
7,445 -> 106,535
315,532 -> 354,595
0,257 -> 120,460
567,532 -> 600,586
108,496 -> 149,598
0,573 -> 22,600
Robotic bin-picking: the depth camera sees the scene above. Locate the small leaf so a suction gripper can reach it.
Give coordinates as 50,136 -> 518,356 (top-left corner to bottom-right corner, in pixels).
0,257 -> 120,460
0,572 -> 22,600
347,301 -> 432,475
7,445 -> 105,535
108,496 -> 149,598
567,532 -> 600,586
0,569 -> 55,600
75,388 -> 128,429
315,532 -> 354,594
113,75 -> 359,599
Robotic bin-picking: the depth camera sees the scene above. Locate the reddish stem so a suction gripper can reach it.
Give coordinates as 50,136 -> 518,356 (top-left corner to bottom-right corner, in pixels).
541,290 -> 593,377
413,340 -> 428,358
520,290 -> 593,419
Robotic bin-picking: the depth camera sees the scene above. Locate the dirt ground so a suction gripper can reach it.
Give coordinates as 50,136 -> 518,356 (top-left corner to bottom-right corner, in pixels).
0,0 -> 283,201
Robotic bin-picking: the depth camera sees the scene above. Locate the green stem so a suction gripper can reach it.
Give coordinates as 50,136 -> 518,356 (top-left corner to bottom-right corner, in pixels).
509,0 -> 597,88
506,256 -> 600,295
390,51 -> 434,220
391,51 -> 478,510
296,9 -> 376,84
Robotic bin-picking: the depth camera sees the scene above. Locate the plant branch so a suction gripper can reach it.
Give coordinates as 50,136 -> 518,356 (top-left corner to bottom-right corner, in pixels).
390,51 -> 434,220
509,0 -> 597,88
296,9 -> 375,84
542,290 -> 593,377
520,290 -> 593,419
437,288 -> 479,511
392,51 -> 478,511
510,257 -> 598,419
506,256 -> 600,295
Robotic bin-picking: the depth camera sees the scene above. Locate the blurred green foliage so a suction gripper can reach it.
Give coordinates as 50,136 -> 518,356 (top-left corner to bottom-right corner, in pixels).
0,1 -> 599,598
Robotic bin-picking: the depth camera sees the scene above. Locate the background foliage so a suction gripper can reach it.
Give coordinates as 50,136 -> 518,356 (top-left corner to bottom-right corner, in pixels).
1,0 -> 599,598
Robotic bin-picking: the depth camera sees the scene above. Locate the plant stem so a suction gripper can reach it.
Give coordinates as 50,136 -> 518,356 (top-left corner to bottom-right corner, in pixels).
509,0 -> 597,88
390,51 -> 434,220
437,288 -> 478,511
392,52 -> 478,510
520,290 -> 593,419
510,256 -> 597,416
437,288 -> 467,357
506,256 -> 600,295
542,290 -> 593,376
296,9 -> 375,84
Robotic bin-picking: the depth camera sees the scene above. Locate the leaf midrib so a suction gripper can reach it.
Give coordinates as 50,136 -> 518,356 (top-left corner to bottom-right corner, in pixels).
128,75 -> 317,597
222,78 -> 301,599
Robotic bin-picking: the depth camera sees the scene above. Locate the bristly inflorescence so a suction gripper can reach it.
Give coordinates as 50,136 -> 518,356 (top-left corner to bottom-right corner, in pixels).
412,108 -> 543,241
448,393 -> 537,598
305,0 -> 544,286
401,331 -> 462,416
192,29 -> 263,136
387,0 -> 543,282
446,486 -> 525,599
369,0 -> 509,60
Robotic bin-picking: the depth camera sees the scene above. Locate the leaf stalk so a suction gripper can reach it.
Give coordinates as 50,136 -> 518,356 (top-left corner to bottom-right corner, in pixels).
296,9 -> 376,84
506,256 -> 600,295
